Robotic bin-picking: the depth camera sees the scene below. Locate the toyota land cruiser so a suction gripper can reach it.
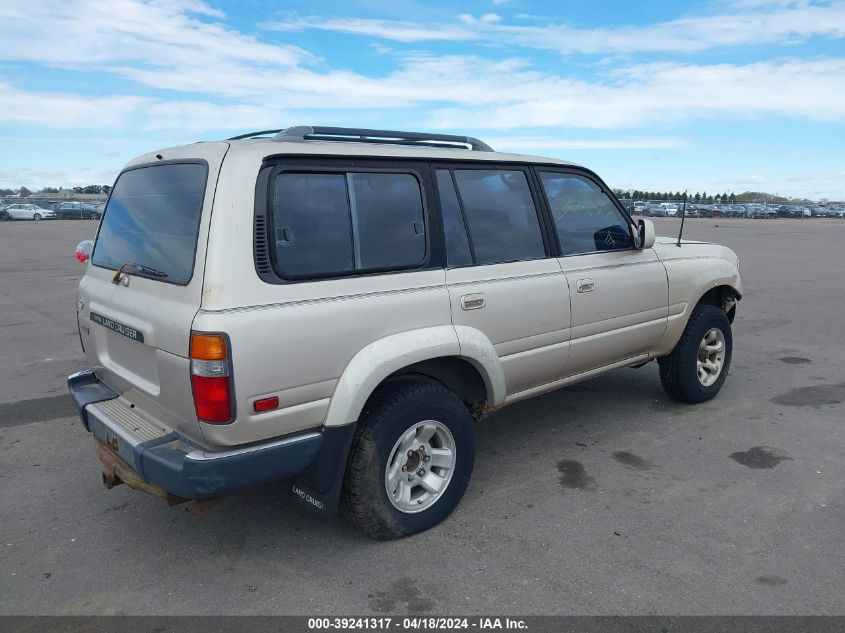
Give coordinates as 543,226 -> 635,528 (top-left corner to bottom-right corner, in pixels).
69,126 -> 742,539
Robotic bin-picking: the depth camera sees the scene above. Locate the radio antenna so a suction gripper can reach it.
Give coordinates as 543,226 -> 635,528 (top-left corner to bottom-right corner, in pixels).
676,190 -> 688,247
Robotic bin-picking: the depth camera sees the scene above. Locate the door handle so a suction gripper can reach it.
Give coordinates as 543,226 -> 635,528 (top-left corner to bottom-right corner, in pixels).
460,293 -> 486,310
576,278 -> 596,293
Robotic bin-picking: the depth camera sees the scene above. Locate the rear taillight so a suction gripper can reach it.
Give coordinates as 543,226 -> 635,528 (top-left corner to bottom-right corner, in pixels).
75,239 -> 93,263
190,333 -> 233,424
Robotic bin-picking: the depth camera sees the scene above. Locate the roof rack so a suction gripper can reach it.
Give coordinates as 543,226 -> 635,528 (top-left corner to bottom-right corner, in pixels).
227,129 -> 284,140
273,126 -> 494,152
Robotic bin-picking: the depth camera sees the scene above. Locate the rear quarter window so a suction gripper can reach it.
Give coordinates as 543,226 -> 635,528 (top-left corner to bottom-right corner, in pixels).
271,171 -> 426,279
92,162 -> 207,285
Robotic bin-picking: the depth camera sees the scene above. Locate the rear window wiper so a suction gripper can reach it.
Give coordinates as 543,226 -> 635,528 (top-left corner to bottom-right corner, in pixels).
112,261 -> 169,284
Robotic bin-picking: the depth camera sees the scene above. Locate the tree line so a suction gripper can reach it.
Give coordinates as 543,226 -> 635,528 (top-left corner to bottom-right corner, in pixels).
0,185 -> 111,197
612,189 -> 812,205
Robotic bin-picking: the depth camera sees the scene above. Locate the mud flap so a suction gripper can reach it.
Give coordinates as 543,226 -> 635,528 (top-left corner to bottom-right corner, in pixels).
288,424 -> 356,518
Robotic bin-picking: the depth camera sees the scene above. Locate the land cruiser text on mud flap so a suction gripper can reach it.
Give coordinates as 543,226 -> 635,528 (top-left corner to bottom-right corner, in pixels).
69,126 -> 741,539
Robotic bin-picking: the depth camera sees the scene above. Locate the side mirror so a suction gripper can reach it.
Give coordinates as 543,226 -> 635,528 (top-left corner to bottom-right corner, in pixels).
636,219 -> 655,249
75,240 -> 94,263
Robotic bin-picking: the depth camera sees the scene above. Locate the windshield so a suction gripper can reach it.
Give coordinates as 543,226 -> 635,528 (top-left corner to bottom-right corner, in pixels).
92,162 -> 207,285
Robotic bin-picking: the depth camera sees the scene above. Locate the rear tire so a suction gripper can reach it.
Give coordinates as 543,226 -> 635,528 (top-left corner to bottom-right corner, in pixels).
341,379 -> 475,540
658,304 -> 733,403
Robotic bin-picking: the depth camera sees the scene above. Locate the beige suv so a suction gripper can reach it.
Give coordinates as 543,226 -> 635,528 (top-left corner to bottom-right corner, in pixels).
68,126 -> 742,539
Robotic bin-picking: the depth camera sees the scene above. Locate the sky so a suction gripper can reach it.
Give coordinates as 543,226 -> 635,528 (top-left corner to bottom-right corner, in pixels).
1,0 -> 844,199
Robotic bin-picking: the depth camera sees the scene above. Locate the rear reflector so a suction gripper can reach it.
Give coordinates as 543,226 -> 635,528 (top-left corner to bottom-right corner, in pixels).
190,332 -> 233,424
253,396 -> 279,413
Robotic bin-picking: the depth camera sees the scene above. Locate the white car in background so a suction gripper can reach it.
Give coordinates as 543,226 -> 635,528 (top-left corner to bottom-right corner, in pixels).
4,203 -> 57,220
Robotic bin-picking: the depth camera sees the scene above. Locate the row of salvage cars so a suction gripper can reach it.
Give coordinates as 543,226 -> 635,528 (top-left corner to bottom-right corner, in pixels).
0,201 -> 104,221
628,202 -> 845,219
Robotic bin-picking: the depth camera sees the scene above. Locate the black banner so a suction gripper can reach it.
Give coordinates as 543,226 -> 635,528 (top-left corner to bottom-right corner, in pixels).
2,617 -> 844,633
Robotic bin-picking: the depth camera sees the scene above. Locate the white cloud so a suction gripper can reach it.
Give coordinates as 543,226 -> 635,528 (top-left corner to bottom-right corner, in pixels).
0,82 -> 148,128
486,137 -> 689,151
0,81 -> 291,131
267,3 -> 845,54
424,58 -> 845,129
0,0 -> 311,70
3,51 -> 845,133
266,16 -> 479,43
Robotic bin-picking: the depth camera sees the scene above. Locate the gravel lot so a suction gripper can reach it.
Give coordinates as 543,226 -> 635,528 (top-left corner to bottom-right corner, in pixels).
1,217 -> 843,615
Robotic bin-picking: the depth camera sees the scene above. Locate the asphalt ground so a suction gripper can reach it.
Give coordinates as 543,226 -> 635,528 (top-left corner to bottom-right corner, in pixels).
0,217 -> 843,615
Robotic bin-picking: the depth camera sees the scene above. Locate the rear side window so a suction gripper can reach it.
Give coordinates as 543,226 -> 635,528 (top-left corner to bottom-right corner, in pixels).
272,171 -> 426,278
539,172 -> 633,255
452,169 -> 545,265
92,162 -> 207,285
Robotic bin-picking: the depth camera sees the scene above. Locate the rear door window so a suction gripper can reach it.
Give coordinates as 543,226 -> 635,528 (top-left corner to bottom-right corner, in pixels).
271,171 -> 426,278
92,162 -> 207,284
451,169 -> 546,265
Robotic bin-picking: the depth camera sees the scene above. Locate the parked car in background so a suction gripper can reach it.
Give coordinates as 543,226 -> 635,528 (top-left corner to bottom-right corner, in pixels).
744,204 -> 775,218
85,202 -> 105,218
4,203 -> 57,220
55,201 -> 102,220
55,202 -> 84,219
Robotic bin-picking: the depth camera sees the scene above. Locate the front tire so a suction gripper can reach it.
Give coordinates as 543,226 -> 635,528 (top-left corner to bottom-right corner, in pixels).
33,213 -> 42,221
658,304 -> 733,403
341,379 -> 475,540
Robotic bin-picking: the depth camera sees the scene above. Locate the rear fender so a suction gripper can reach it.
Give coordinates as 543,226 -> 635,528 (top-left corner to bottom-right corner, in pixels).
323,325 -> 505,428
290,325 -> 505,517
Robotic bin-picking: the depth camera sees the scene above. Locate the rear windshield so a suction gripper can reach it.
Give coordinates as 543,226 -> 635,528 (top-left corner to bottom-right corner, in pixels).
92,162 -> 207,285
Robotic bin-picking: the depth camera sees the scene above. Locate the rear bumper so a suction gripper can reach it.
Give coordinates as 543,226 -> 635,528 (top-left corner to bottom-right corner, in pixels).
67,369 -> 322,499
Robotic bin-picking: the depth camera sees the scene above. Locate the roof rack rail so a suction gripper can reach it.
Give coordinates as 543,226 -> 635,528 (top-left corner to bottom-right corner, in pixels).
227,129 -> 284,140
274,126 -> 494,152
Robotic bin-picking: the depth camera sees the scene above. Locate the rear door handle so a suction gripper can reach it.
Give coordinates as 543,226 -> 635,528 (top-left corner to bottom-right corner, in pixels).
460,293 -> 486,310
576,278 -> 595,293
